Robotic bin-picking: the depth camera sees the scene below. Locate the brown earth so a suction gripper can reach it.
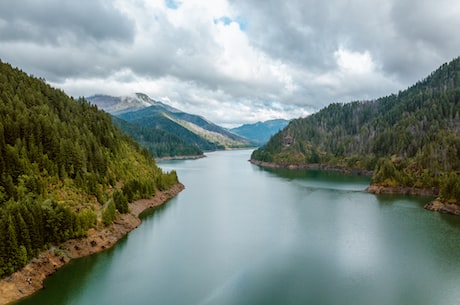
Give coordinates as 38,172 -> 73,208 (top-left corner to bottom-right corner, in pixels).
249,159 -> 373,176
0,183 -> 184,305
365,184 -> 439,196
252,160 -> 460,216
424,199 -> 460,215
366,185 -> 460,216
155,155 -> 205,162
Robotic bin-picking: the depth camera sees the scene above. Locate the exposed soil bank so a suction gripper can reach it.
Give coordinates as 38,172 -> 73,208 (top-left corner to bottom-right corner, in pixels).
365,184 -> 439,196
365,185 -> 460,216
0,183 -> 184,305
423,200 -> 460,215
252,160 -> 460,216
249,159 -> 374,176
155,155 -> 205,162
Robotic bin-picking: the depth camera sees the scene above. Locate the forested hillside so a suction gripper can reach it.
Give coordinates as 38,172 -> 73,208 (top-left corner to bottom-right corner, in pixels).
0,60 -> 178,277
89,94 -> 253,152
112,116 -> 203,158
118,107 -> 226,151
251,57 -> 460,204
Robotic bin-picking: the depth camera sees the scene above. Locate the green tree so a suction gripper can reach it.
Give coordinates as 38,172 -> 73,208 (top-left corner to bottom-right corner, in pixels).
102,201 -> 116,226
113,190 -> 129,214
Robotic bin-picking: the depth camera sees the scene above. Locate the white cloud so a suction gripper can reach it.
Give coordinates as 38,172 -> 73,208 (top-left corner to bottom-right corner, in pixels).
1,0 -> 460,126
335,48 -> 375,75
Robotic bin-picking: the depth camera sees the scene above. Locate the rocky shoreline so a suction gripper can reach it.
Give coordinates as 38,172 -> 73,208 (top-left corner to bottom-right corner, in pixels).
0,183 -> 184,305
249,159 -> 374,176
365,185 -> 459,215
155,155 -> 205,162
423,200 -> 460,215
365,184 -> 439,196
251,159 -> 460,216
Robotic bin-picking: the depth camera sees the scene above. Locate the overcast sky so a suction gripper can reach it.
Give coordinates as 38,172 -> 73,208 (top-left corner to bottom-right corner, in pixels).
1,0 -> 460,127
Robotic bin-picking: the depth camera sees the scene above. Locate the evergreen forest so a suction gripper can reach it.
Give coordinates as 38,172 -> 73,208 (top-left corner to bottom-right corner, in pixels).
117,107 -> 227,151
112,116 -> 204,158
0,60 -> 178,277
252,57 -> 460,204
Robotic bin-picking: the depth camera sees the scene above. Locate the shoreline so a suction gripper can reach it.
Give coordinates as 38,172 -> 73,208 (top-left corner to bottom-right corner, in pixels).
0,183 -> 184,305
251,159 -> 460,216
249,159 -> 374,176
155,155 -> 205,162
365,185 -> 459,215
364,184 -> 439,197
423,200 -> 460,215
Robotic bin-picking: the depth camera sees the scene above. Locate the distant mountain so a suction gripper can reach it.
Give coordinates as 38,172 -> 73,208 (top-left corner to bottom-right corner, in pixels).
231,119 -> 290,146
251,57 -> 460,209
88,93 -> 252,152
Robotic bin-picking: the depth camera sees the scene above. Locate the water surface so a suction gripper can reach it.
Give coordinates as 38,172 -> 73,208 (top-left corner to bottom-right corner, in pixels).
16,150 -> 460,305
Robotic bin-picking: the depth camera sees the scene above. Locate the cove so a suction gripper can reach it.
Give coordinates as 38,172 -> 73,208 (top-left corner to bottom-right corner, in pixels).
14,150 -> 460,305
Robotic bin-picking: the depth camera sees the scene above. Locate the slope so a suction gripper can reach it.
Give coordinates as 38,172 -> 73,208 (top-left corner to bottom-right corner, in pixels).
92,93 -> 253,150
118,107 -> 225,151
87,93 -> 158,115
111,116 -> 203,158
0,60 -> 180,277
231,119 -> 290,146
251,57 -> 460,206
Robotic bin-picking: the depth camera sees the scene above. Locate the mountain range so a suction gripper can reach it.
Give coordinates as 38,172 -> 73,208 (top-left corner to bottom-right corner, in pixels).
87,93 -> 253,157
87,93 -> 178,115
230,119 -> 290,146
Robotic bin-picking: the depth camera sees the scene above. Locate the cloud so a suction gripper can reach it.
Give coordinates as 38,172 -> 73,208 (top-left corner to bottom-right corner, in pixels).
0,0 -> 134,45
0,0 -> 135,81
1,0 -> 459,126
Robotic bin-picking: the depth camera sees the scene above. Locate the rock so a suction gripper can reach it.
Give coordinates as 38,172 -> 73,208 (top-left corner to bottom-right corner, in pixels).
366,185 -> 438,196
424,202 -> 436,211
424,200 -> 460,216
439,204 -> 460,215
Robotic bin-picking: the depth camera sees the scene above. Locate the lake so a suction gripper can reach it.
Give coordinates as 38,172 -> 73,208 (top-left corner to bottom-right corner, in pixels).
15,150 -> 460,305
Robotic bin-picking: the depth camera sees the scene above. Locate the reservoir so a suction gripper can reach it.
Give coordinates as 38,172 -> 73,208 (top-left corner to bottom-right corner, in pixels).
15,150 -> 460,305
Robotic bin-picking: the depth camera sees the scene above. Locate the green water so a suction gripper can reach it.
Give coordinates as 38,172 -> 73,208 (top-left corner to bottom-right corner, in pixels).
15,150 -> 460,305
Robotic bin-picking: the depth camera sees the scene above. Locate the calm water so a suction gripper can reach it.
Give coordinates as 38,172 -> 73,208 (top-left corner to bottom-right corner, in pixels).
15,150 -> 460,305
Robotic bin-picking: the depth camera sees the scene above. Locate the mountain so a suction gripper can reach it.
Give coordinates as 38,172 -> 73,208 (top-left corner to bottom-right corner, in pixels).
111,116 -> 203,158
251,57 -> 460,207
87,93 -> 163,115
0,60 -> 179,277
231,119 -> 290,146
88,93 -> 253,152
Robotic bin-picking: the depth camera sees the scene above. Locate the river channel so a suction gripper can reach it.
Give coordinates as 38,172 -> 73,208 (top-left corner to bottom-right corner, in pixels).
15,150 -> 460,305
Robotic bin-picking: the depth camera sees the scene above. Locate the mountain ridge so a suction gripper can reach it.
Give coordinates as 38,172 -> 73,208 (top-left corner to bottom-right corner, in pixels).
231,119 -> 290,146
88,93 -> 253,153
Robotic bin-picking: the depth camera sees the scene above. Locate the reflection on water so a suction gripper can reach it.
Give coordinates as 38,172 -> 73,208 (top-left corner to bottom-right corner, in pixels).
15,150 -> 460,305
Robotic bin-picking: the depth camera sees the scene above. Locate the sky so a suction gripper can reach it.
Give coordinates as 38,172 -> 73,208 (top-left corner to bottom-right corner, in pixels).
1,0 -> 460,127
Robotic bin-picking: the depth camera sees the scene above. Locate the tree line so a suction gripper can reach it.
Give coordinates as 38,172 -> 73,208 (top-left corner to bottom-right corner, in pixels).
252,57 -> 460,203
0,60 -> 178,277
112,116 -> 203,158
